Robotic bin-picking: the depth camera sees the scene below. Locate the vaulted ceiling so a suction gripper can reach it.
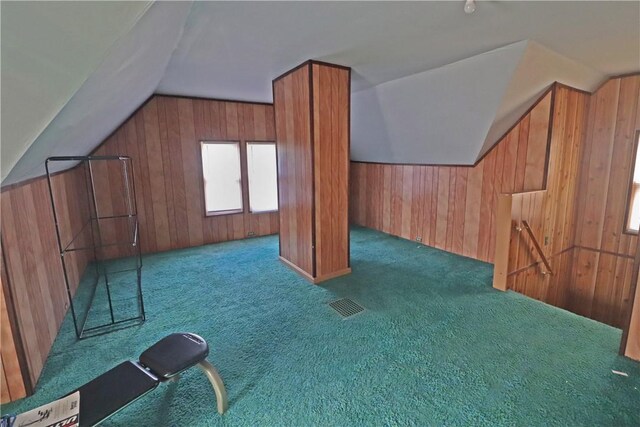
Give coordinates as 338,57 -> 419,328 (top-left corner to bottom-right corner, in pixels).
2,1 -> 639,185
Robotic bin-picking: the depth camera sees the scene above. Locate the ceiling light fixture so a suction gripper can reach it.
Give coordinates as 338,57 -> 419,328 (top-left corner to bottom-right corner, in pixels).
464,0 -> 476,14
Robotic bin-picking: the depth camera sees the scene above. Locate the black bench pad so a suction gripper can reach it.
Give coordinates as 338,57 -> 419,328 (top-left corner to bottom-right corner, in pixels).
76,361 -> 158,426
139,333 -> 209,379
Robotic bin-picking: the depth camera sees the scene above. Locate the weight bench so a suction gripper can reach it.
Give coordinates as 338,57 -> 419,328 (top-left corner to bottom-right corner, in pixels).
74,333 -> 227,426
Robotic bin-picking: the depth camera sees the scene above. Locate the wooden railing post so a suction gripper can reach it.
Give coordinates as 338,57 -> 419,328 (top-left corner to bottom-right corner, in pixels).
493,194 -> 513,291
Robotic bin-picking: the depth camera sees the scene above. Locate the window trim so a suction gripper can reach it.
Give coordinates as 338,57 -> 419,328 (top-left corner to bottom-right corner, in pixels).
246,141 -> 279,214
200,140 -> 244,217
623,130 -> 640,235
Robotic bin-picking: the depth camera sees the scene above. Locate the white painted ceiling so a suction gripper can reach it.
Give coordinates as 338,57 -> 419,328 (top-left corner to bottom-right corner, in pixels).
2,1 -> 639,185
3,2 -> 192,183
350,39 -> 605,165
159,1 -> 639,99
1,1 -> 153,181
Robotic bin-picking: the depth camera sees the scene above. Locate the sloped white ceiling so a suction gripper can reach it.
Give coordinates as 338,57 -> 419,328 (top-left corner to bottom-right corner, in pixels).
479,41 -> 604,158
157,1 -> 639,100
2,1 -> 639,185
352,41 -> 527,164
3,2 -> 192,184
350,40 -> 606,165
1,1 -> 153,181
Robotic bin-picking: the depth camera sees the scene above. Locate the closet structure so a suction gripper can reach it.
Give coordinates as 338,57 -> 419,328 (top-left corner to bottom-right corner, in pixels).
273,61 -> 351,283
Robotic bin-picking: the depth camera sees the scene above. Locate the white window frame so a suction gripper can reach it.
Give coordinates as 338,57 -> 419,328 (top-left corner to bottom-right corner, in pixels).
246,141 -> 279,214
625,131 -> 640,234
200,141 -> 244,217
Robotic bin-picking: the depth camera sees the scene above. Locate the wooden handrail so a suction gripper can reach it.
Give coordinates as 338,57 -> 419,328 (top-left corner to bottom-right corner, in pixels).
521,220 -> 553,275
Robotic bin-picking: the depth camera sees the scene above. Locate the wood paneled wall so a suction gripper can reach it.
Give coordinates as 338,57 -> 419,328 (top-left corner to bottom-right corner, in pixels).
352,77 -> 640,330
3,75 -> 637,402
505,86 -> 589,308
274,61 -> 351,283
311,62 -> 351,280
0,96 -> 279,401
0,166 -> 93,400
350,88 -> 553,263
1,246 -> 27,403
93,96 -> 279,256
570,76 -> 640,327
623,260 -> 640,360
497,77 -> 640,331
273,65 -> 314,276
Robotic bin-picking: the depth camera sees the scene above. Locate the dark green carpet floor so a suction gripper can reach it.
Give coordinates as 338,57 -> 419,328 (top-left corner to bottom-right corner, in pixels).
4,227 -> 639,426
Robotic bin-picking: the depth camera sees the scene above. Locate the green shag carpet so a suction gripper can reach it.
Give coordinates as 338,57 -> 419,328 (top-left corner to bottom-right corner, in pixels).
4,227 -> 639,426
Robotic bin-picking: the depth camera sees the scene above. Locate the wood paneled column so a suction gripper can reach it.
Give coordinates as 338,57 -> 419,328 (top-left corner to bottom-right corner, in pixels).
621,240 -> 640,361
273,60 -> 351,284
1,242 -> 30,403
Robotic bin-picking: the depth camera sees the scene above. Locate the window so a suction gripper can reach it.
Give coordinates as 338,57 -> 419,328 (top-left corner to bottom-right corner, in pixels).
201,141 -> 243,215
626,132 -> 640,233
200,140 -> 279,217
247,142 -> 279,212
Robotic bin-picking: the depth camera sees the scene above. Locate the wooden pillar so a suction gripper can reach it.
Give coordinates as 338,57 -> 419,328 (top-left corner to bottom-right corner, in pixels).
623,273 -> 640,360
273,60 -> 351,284
0,241 -> 30,403
621,240 -> 640,361
493,194 -> 513,291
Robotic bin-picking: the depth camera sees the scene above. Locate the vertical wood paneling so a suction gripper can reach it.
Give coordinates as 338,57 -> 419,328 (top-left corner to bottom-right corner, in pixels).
312,64 -> 350,279
3,74 -> 637,406
182,99 -> 205,248
0,359 -> 9,403
93,96 -> 279,256
1,96 -> 278,400
1,246 -> 27,403
0,166 -> 91,399
275,61 -> 350,282
350,84 -> 635,325
493,194 -> 513,291
143,98 -> 172,252
482,86 -> 589,313
274,66 -> 314,276
350,88 -> 554,263
570,75 -> 640,327
351,77 -> 639,328
523,98 -> 552,190
452,168 -> 467,254
624,267 -> 640,360
463,165 -> 483,258
508,87 -> 589,309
